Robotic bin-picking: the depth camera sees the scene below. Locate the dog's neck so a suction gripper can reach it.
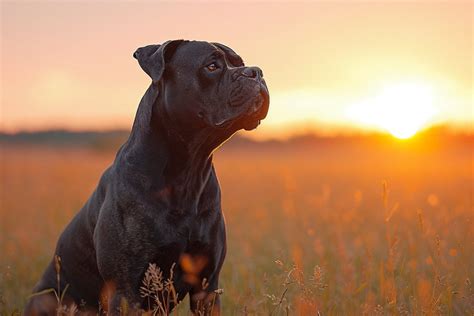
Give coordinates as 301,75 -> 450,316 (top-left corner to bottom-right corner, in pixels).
119,84 -> 230,214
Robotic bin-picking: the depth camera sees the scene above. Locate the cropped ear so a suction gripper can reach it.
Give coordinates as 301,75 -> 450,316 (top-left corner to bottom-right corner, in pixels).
212,42 -> 244,67
133,40 -> 185,83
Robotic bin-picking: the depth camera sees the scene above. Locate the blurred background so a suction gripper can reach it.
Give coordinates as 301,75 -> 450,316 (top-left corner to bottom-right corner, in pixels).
1,1 -> 472,138
1,1 -> 473,314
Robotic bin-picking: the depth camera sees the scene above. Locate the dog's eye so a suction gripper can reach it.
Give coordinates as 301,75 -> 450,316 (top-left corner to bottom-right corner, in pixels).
206,63 -> 218,72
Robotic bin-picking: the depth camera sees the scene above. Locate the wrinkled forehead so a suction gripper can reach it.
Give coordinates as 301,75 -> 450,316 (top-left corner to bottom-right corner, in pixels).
170,41 -> 239,68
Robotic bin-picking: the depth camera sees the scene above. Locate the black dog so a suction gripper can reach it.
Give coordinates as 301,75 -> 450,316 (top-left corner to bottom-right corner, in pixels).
24,40 -> 269,315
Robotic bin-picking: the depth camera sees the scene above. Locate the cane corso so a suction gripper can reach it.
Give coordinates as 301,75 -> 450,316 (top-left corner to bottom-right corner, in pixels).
24,40 -> 269,315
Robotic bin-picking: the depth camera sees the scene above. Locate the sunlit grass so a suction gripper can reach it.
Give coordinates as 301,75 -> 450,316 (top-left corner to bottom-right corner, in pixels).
0,142 -> 472,314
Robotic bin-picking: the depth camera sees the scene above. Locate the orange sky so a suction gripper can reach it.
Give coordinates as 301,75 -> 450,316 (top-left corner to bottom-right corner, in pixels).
1,1 -> 472,139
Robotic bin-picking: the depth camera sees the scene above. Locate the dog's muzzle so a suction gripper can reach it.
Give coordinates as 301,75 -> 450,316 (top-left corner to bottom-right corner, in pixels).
239,67 -> 269,130
215,67 -> 269,130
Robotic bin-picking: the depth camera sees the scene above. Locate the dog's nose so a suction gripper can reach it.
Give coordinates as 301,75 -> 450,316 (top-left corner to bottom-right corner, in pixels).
241,67 -> 263,79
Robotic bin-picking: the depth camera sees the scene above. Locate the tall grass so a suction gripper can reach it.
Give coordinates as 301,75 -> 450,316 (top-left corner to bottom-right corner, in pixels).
0,142 -> 472,314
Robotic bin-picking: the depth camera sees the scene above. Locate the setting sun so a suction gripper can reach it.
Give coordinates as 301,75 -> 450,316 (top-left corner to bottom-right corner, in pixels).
346,82 -> 438,139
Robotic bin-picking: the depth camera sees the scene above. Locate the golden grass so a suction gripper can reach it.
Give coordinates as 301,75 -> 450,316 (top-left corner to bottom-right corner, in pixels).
0,142 -> 473,315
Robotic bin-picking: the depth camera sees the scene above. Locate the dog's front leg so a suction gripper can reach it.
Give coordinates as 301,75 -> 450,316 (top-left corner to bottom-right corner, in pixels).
96,255 -> 148,315
189,278 -> 222,316
106,287 -> 143,316
190,293 -> 221,316
95,216 -> 150,315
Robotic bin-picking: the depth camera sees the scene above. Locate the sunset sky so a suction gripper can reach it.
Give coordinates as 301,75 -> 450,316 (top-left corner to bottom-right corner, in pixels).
1,1 -> 472,139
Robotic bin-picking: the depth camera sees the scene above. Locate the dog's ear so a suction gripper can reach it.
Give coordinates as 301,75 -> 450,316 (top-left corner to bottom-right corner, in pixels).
134,40 -> 185,83
212,42 -> 245,67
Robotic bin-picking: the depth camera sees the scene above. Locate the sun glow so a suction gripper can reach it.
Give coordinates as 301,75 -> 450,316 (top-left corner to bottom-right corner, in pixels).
346,82 -> 438,139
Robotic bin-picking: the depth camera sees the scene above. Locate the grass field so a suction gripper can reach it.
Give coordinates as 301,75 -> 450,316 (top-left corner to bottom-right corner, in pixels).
0,134 -> 473,315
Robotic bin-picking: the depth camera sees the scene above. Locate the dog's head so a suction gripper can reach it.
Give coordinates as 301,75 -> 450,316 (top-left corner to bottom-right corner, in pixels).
133,40 -> 269,141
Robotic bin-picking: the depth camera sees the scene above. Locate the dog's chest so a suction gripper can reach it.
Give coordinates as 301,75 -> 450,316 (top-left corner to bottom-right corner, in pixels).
154,214 -> 216,253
